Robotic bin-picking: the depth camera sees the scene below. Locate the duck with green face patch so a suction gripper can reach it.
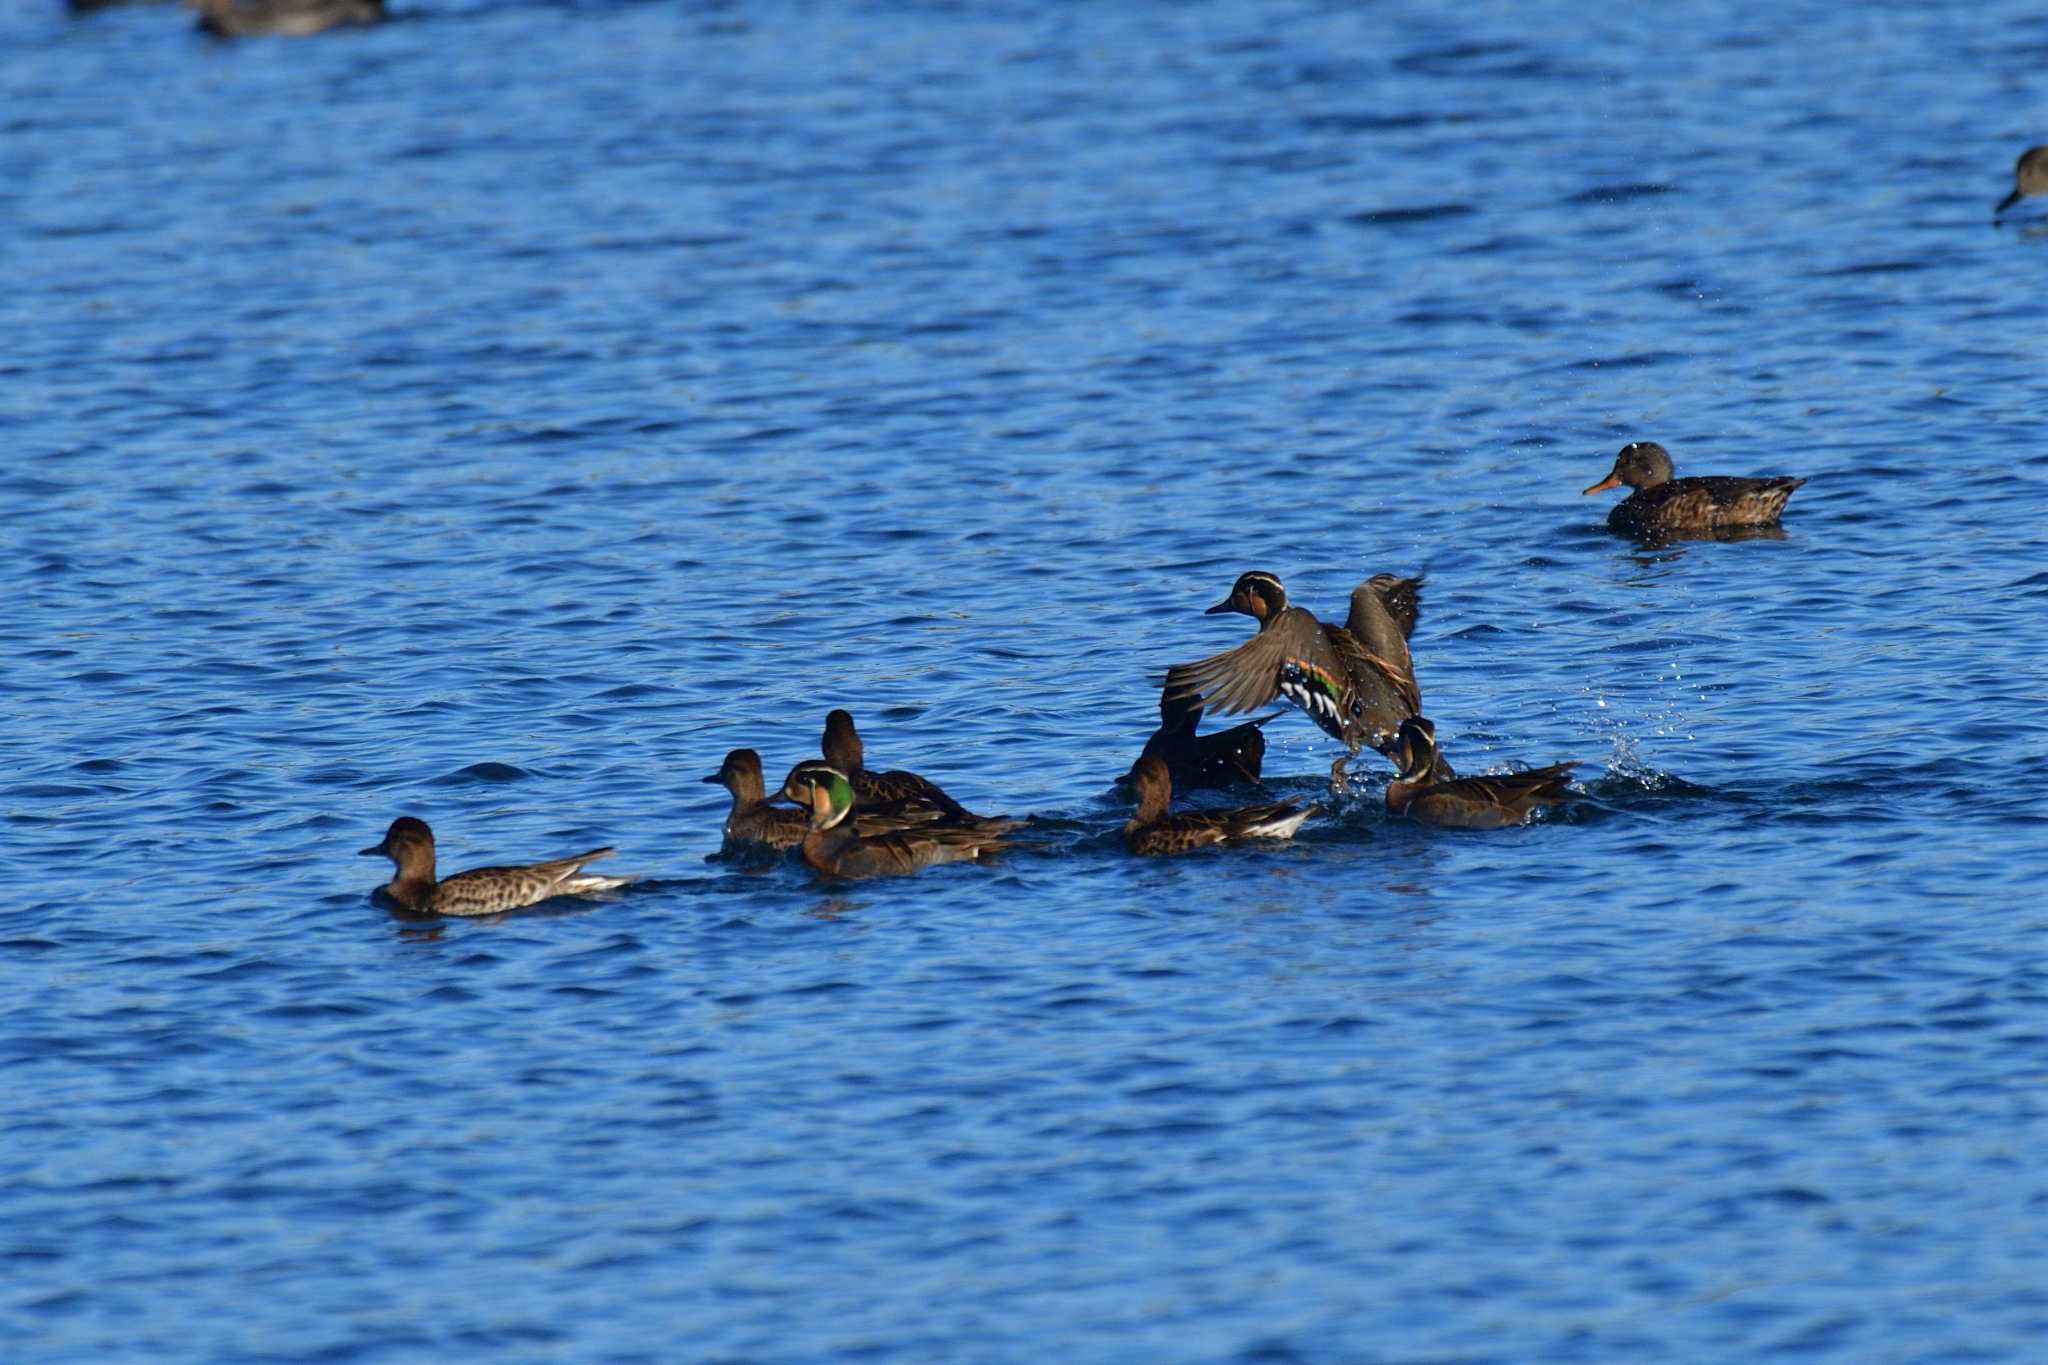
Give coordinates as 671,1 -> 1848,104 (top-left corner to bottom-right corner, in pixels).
1123,755 -> 1315,856
797,766 -> 1013,879
1384,718 -> 1577,829
359,816 -> 635,916
1583,441 -> 1805,537
780,758 -> 1024,836
1162,570 -> 1440,789
703,749 -> 965,856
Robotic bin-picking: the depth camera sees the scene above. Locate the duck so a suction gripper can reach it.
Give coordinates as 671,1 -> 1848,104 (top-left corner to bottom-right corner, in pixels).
1583,441 -> 1805,536
359,816 -> 633,915
1130,689 -> 1268,791
1384,718 -> 1576,829
1123,754 -> 1315,855
778,757 -> 1023,835
795,766 -> 1011,879
1996,146 -> 2048,219
194,0 -> 383,37
819,708 -> 1008,823
1162,571 -> 1433,786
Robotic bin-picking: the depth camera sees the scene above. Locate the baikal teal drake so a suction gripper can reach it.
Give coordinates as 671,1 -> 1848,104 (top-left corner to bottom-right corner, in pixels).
1122,754 -> 1315,856
794,766 -> 1013,879
1384,718 -> 1577,830
1583,441 -> 1806,536
1163,571 -> 1436,788
359,816 -> 635,916
702,749 -> 970,857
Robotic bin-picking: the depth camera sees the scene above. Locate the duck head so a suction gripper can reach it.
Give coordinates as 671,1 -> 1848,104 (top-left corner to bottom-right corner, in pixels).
702,749 -> 767,802
781,757 -> 839,807
1204,571 -> 1289,625
804,766 -> 858,832
360,815 -> 436,879
1583,441 -> 1674,496
1998,145 -> 2048,217
822,709 -> 864,773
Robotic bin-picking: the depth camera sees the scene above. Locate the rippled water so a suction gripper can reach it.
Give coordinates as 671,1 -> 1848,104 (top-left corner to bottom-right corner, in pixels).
8,1 -> 2048,1360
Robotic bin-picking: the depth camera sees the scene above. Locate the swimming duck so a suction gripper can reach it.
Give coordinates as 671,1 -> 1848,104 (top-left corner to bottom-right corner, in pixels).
1162,571 -> 1430,786
779,757 -> 1022,835
1582,441 -> 1805,535
820,709 -> 1007,823
796,766 -> 1011,878
1996,146 -> 2048,218
701,749 -> 830,854
1384,718 -> 1576,829
194,0 -> 383,36
1123,754 -> 1315,855
1131,689 -> 1268,791
359,816 -> 633,915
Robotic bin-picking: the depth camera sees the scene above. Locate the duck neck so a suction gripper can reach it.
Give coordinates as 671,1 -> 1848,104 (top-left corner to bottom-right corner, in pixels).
1132,782 -> 1170,825
386,874 -> 437,913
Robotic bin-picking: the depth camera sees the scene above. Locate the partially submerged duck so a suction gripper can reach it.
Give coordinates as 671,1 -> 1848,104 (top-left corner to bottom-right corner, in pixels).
1384,718 -> 1575,829
1122,754 -> 1315,856
359,816 -> 633,915
1583,441 -> 1805,536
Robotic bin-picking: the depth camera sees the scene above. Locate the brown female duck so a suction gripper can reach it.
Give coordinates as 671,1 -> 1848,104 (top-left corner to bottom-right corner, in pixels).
796,767 -> 1011,879
1583,441 -> 1805,535
1123,755 -> 1315,855
1131,689 -> 1268,791
1162,571 -> 1431,786
359,816 -> 633,916
819,708 -> 1015,823
1384,718 -> 1576,829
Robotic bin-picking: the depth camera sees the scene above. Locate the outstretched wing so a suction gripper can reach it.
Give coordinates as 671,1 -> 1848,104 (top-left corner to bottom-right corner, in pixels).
1163,608 -> 1338,717
1347,575 -> 1421,671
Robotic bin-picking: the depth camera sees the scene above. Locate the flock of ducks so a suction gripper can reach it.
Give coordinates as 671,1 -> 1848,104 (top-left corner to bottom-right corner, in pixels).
360,441 -> 1831,915
70,1 -> 2023,904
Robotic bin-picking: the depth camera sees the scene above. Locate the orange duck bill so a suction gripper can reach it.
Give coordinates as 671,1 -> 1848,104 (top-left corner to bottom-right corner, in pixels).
1582,470 -> 1623,495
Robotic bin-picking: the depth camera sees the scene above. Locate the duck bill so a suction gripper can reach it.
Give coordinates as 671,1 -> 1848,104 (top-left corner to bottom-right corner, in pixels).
1996,188 -> 2022,216
357,843 -> 386,857
1582,471 -> 1623,495
699,773 -> 724,785
1203,598 -> 1235,614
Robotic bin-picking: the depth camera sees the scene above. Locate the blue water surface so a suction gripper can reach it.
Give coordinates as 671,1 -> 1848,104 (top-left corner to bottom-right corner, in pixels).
5,1 -> 2048,1360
